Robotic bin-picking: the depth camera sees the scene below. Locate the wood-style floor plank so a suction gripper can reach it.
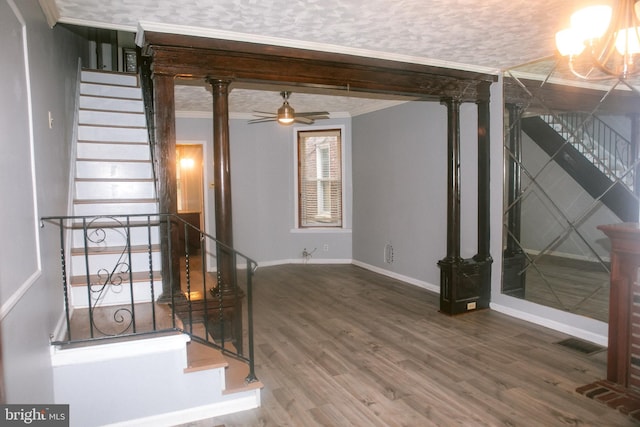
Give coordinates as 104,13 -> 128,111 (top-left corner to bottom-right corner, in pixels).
176,264 -> 636,426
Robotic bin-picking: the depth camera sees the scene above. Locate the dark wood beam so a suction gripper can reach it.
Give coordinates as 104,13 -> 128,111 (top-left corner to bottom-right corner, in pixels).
144,32 -> 496,102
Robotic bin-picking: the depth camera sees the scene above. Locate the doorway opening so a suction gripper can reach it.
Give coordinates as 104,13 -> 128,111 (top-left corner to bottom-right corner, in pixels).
176,143 -> 204,254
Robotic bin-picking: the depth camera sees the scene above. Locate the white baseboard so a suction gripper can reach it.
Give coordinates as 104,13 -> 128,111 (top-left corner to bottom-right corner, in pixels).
490,302 -> 608,346
351,260 -> 440,294
104,390 -> 261,427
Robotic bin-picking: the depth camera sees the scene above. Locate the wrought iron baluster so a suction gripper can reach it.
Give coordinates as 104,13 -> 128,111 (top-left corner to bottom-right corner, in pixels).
82,217 -> 95,339
126,216 -> 136,333
147,215 -> 156,330
245,258 -> 257,383
59,218 -> 71,342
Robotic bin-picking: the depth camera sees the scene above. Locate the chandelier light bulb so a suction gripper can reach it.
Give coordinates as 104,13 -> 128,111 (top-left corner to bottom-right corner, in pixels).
569,5 -> 612,41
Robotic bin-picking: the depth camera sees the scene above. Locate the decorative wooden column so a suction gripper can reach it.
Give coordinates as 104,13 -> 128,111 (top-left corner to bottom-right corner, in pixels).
153,74 -> 182,301
443,97 -> 462,263
438,86 -> 492,315
473,82 -> 493,303
207,78 -> 243,353
475,81 -> 491,262
502,103 -> 527,298
597,223 -> 640,392
209,79 -> 234,283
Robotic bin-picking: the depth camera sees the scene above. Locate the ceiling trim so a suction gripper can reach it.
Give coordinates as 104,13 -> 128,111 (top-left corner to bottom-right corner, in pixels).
136,20 -> 501,76
38,0 -> 59,28
55,16 -> 138,33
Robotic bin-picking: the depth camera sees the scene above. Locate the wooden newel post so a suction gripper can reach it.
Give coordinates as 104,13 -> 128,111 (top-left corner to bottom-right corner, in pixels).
598,223 -> 640,391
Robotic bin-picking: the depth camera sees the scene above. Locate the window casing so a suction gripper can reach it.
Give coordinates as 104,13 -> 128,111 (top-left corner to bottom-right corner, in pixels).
297,129 -> 342,228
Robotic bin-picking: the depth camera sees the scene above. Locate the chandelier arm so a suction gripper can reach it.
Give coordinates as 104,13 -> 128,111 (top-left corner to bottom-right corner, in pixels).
567,57 -> 618,81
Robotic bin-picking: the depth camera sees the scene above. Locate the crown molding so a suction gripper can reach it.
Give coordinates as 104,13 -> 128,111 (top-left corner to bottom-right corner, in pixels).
57,16 -> 137,33
38,0 -> 60,28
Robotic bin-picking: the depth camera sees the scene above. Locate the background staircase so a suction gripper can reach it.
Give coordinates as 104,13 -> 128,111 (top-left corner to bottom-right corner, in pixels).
70,69 -> 161,308
521,114 -> 639,222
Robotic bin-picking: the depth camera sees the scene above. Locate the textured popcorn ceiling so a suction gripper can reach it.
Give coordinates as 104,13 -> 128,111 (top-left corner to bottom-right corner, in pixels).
51,0 -> 576,117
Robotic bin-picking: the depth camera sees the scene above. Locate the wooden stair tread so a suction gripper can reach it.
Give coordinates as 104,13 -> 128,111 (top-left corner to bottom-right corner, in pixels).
70,219 -> 161,229
71,244 -> 160,255
77,140 -> 148,145
73,198 -> 157,204
76,158 -> 151,163
223,356 -> 264,394
184,342 -> 264,393
185,341 -> 228,373
70,270 -> 161,286
78,123 -> 147,130
75,177 -> 155,182
79,93 -> 141,102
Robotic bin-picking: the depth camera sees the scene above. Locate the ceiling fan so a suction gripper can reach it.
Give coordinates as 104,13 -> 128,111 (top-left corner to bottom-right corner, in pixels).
249,91 -> 330,125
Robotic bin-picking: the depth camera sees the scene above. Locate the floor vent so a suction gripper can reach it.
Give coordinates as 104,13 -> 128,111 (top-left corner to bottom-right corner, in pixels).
555,338 -> 605,355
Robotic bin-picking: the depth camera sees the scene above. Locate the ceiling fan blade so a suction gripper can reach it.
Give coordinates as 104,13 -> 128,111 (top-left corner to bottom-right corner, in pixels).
295,116 -> 314,124
253,110 -> 277,116
248,117 -> 277,124
297,111 -> 330,117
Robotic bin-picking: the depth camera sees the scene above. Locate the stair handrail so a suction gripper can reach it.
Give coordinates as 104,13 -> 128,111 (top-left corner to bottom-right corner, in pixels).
540,112 -> 633,190
138,49 -> 159,200
41,212 -> 259,384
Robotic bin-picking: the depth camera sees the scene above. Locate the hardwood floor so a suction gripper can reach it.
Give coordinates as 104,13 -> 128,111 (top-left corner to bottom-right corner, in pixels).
176,264 -> 636,427
524,255 -> 610,323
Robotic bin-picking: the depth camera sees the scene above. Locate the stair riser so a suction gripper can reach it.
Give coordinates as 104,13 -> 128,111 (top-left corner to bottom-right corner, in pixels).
78,125 -> 148,143
75,181 -> 156,200
76,161 -> 154,179
74,202 -> 159,216
71,280 -> 163,308
81,71 -> 138,87
71,251 -> 162,276
80,96 -> 143,113
72,226 -> 160,248
80,82 -> 141,99
80,110 -> 146,127
77,142 -> 150,161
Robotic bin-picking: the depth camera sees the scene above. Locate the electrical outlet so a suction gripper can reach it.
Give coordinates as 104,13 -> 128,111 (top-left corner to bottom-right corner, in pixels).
323,244 -> 329,252
384,244 -> 394,263
467,301 -> 477,310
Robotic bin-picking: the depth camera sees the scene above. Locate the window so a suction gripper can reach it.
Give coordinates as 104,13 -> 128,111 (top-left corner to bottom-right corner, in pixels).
297,129 -> 342,227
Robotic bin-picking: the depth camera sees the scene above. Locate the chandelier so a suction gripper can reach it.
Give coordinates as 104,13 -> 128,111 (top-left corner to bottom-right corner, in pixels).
556,0 -> 640,80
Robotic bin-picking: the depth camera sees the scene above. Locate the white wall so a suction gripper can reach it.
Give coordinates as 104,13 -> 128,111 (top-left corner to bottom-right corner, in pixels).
175,116 -> 353,265
0,0 -> 87,403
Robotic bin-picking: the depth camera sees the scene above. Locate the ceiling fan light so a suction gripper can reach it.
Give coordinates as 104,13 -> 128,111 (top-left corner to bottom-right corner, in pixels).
277,102 -> 295,125
556,28 -> 586,56
570,5 -> 612,41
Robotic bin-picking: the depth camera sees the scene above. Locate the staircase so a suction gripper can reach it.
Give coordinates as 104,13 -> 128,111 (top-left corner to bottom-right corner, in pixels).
47,69 -> 263,426
521,114 -> 639,222
71,69 -> 161,308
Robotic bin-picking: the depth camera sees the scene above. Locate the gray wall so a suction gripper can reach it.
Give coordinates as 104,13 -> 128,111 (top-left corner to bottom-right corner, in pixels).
0,0 -> 87,403
351,100 -> 480,287
176,116 -> 353,264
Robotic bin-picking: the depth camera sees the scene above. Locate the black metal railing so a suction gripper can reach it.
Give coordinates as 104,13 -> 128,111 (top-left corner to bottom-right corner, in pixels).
41,213 -> 259,384
540,113 -> 633,190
